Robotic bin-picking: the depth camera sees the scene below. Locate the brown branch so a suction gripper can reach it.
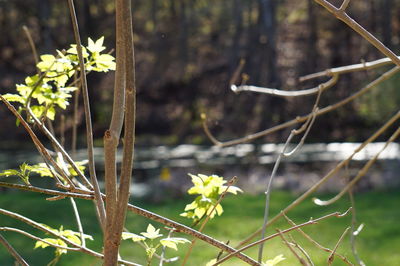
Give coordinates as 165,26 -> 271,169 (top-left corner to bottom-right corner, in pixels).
203,66 -> 399,147
22,25 -> 39,69
314,0 -> 400,67
213,210 -> 350,266
0,181 -> 260,265
327,227 -> 350,265
0,233 -> 29,266
277,230 -> 308,266
0,96 -> 76,189
103,0 -> 126,261
67,0 -> 106,230
104,0 -> 136,263
314,125 -> 400,206
235,109 -> 400,248
282,213 -> 353,265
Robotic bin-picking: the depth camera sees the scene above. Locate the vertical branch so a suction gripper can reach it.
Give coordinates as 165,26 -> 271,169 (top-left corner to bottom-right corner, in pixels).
67,0 -> 106,230
0,233 -> 29,266
104,0 -> 136,264
72,72 -> 80,158
103,0 -> 126,260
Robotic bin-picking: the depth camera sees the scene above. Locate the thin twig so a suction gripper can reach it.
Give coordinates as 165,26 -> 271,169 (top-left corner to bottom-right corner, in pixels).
276,230 -> 308,266
282,213 -> 353,265
328,227 -> 350,265
203,67 -> 400,147
314,0 -> 400,67
313,125 -> 400,206
339,0 -> 351,11
22,25 -> 39,68
258,90 -> 321,262
67,0 -> 106,230
72,72 -> 80,159
0,181 -> 265,266
0,96 -> 76,189
231,74 -> 338,97
235,109 -> 400,248
0,210 -> 141,266
348,188 -> 365,266
213,210 -> 351,266
0,233 -> 29,266
70,197 -> 86,247
288,235 -> 314,266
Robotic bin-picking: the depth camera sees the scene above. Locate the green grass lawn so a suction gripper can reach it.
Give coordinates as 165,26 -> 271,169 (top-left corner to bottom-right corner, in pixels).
1,189 -> 399,265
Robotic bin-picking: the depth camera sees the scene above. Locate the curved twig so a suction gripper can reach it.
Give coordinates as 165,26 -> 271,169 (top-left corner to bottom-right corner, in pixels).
213,210 -> 351,266
314,0 -> 400,67
313,125 -> 400,206
235,109 -> 400,248
67,0 -> 106,230
203,66 -> 399,147
231,74 -> 338,97
282,213 -> 353,265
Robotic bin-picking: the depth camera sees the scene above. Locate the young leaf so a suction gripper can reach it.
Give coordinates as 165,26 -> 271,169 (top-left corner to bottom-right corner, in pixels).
262,254 -> 286,266
160,237 -> 191,250
122,232 -> 146,242
141,224 -> 163,240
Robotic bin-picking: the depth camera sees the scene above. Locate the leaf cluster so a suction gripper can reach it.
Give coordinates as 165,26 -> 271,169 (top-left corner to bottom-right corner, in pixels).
180,174 -> 242,222
2,37 -> 115,121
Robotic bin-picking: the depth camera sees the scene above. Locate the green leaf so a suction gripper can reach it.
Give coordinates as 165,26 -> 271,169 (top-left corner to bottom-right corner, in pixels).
87,37 -> 106,54
262,254 -> 286,266
2,93 -> 26,104
160,237 -> 191,250
206,259 -> 218,266
141,224 -> 163,240
0,169 -> 20,177
122,232 -> 146,242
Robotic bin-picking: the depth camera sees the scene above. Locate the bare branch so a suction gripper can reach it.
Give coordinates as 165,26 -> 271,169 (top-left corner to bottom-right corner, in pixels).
213,210 -> 350,266
314,0 -> 400,66
235,109 -> 400,248
300,56 -> 399,82
22,25 -> 39,69
0,233 -> 29,266
314,125 -> 400,206
277,230 -> 308,266
282,213 -> 353,265
203,66 -> 399,147
348,188 -> 366,266
0,182 -> 258,265
231,74 -> 338,97
67,0 -> 106,230
327,227 -> 350,265
339,0 -> 351,11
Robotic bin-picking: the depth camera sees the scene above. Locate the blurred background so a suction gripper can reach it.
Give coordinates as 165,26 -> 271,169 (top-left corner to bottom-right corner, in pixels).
1,1 -> 400,265
1,0 -> 400,146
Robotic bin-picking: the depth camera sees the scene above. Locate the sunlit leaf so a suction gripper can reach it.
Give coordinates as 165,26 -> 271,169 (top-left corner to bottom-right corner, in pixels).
141,224 -> 163,239
160,237 -> 190,250
262,254 -> 286,266
122,232 -> 146,242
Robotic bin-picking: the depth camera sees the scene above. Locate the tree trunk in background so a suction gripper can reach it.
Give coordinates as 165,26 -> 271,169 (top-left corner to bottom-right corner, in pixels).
306,0 -> 318,74
230,0 -> 244,74
37,0 -> 52,51
381,0 -> 393,49
254,0 -> 278,86
179,0 -> 189,75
